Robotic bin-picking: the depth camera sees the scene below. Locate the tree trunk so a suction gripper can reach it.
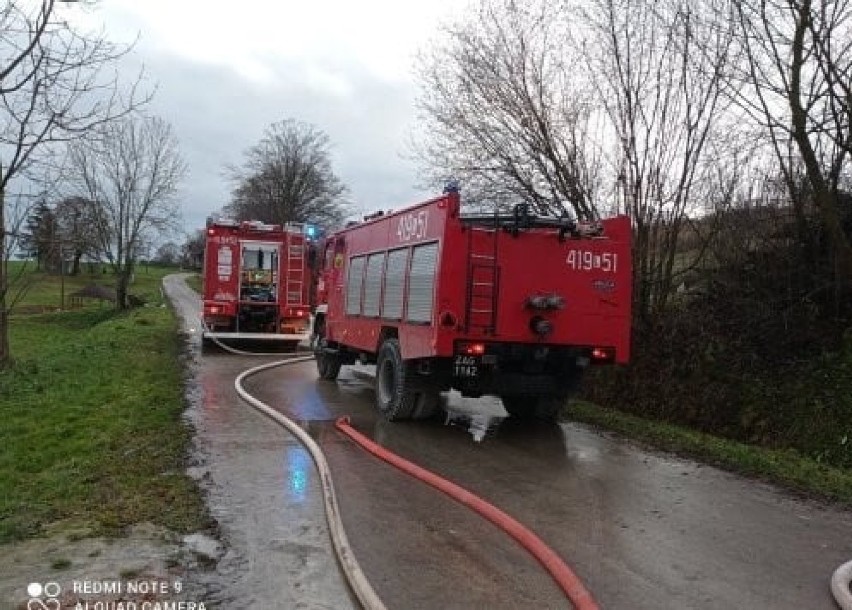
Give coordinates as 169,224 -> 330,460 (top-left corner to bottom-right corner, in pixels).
0,306 -> 9,369
788,0 -> 852,287
115,269 -> 129,310
0,182 -> 9,368
72,250 -> 82,275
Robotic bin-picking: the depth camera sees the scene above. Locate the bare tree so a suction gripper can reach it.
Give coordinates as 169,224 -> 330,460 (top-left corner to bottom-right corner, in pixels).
416,0 -> 735,319
415,0 -> 600,218
731,0 -> 852,287
0,0 -> 144,365
578,0 -> 736,321
180,229 -> 204,269
54,195 -> 100,274
153,241 -> 180,266
226,119 -> 348,227
811,0 -> 852,160
69,115 -> 185,309
0,191 -> 52,314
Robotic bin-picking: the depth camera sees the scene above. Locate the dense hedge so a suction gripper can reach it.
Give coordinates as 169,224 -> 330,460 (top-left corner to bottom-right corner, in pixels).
583,203 -> 852,469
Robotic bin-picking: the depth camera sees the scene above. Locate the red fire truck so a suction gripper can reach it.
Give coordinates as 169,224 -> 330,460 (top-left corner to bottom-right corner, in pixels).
201,218 -> 314,344
312,187 -> 632,421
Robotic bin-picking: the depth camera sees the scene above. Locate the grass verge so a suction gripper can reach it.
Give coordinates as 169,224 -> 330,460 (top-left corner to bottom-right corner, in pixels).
0,266 -> 211,543
564,400 -> 852,504
183,273 -> 202,294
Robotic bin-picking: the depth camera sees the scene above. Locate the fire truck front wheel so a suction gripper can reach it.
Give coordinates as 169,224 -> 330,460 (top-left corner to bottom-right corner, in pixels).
317,350 -> 342,380
376,338 -> 420,421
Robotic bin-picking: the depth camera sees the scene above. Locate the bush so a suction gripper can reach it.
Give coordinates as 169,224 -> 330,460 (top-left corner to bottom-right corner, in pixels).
584,203 -> 852,469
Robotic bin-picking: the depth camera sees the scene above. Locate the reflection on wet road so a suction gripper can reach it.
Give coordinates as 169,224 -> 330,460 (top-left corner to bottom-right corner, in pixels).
285,445 -> 311,504
255,361 -> 852,610
168,274 -> 852,610
165,275 -> 356,610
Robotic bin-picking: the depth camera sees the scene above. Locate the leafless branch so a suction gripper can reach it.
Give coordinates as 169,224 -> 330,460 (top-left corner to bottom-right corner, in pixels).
67,114 -> 185,309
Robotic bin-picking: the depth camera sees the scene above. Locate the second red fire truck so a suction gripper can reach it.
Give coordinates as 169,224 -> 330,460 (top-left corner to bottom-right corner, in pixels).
201,218 -> 314,345
312,186 -> 632,421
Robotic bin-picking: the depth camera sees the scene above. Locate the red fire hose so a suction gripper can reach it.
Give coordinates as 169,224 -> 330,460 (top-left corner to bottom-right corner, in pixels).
334,416 -> 599,610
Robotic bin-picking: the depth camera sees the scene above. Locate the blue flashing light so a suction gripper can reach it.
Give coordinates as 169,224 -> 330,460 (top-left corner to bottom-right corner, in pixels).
305,225 -> 317,238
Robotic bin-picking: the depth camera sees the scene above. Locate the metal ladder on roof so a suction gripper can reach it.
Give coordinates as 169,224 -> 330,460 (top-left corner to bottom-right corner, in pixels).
465,225 -> 500,334
286,234 -> 305,306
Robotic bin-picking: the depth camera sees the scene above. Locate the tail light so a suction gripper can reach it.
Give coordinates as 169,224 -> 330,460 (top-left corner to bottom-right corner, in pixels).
457,341 -> 486,355
591,347 -> 615,363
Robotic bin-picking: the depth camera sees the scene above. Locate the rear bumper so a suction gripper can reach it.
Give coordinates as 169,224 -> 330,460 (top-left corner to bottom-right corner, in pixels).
441,342 -> 588,397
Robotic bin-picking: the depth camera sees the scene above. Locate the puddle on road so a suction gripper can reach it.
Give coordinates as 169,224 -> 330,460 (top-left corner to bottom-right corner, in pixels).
180,350 -> 355,609
440,391 -> 508,443
443,406 -> 506,442
168,277 -> 355,610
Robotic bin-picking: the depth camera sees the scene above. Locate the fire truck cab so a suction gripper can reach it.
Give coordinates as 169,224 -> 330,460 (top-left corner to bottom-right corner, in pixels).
313,187 -> 632,421
201,218 -> 314,343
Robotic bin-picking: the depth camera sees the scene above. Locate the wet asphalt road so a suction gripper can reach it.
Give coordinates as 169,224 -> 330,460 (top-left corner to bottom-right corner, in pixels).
167,274 -> 355,609
167,274 -> 852,610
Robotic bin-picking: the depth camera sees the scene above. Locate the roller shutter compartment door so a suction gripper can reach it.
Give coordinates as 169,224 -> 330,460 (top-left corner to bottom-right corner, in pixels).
406,242 -> 438,324
382,248 -> 408,320
345,256 -> 366,316
362,252 -> 386,317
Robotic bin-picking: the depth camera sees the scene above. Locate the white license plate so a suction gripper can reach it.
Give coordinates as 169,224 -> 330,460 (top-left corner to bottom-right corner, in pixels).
453,355 -> 480,378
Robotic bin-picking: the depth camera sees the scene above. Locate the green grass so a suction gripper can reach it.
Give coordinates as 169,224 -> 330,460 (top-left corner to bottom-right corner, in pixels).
6,261 -> 173,313
0,264 -> 211,543
564,400 -> 852,504
184,273 -> 202,294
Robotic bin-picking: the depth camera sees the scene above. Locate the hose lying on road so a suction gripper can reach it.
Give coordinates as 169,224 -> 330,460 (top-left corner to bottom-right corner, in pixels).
234,357 -> 387,610
197,303 -> 595,609
194,314 -> 384,607
832,560 -> 852,610
200,321 -> 311,357
335,416 -> 600,610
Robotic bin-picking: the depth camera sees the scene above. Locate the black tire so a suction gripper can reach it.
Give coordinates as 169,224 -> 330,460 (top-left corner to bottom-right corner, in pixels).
534,397 -> 563,423
376,339 -> 418,421
412,391 -> 442,420
500,395 -> 563,423
314,316 -> 341,380
501,395 -> 531,418
316,347 -> 342,380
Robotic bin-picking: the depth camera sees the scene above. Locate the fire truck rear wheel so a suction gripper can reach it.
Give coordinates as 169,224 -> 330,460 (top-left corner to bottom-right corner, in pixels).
412,391 -> 441,420
376,338 -> 418,421
501,395 -> 563,423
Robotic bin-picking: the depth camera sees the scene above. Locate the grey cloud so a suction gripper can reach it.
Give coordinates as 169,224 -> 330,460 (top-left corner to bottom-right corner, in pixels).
136,49 -> 434,235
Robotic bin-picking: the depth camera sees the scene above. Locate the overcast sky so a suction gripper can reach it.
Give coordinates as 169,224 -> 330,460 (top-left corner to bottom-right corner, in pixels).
71,0 -> 465,238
